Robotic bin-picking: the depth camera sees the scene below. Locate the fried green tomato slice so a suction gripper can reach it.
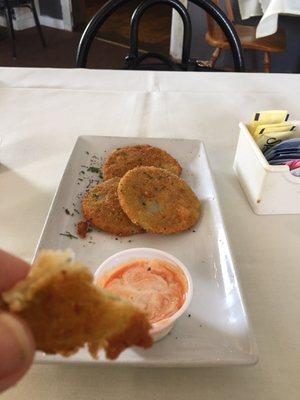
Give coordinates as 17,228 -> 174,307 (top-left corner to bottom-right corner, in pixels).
118,166 -> 201,234
102,145 -> 182,180
82,177 -> 143,236
1,250 -> 153,360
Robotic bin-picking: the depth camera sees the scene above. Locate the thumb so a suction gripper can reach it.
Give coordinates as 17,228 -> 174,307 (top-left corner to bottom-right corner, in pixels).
0,313 -> 35,393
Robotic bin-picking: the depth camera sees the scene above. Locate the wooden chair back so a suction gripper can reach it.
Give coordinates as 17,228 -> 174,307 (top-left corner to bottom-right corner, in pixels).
206,0 -> 234,40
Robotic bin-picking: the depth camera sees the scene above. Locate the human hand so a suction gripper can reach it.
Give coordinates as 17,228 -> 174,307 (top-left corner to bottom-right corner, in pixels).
0,250 -> 35,392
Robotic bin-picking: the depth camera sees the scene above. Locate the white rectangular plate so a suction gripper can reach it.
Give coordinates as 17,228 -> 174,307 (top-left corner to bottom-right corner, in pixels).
35,136 -> 258,367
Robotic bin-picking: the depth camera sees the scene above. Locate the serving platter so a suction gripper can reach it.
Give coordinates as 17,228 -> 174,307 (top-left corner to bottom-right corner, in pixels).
34,136 -> 258,367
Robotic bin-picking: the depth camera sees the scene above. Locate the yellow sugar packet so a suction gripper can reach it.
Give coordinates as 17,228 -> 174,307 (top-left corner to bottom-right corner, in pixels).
256,129 -> 295,152
252,122 -> 294,140
248,110 -> 288,135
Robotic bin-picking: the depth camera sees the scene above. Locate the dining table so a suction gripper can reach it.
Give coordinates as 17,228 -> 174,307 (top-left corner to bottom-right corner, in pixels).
0,67 -> 299,400
238,0 -> 300,38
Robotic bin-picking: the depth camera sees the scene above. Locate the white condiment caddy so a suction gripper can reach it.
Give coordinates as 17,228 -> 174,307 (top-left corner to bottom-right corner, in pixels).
233,121 -> 300,215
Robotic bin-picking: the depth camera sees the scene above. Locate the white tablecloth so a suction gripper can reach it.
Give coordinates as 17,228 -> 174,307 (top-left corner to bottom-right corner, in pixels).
238,0 -> 300,37
1,68 -> 300,400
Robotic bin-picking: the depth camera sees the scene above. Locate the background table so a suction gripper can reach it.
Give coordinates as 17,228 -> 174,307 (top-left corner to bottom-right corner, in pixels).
238,0 -> 300,37
1,68 -> 300,400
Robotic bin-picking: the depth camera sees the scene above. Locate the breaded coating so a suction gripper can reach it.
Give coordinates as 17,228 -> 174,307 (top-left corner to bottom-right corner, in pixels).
1,250 -> 152,360
118,166 -> 201,234
82,177 -> 143,236
102,145 -> 182,180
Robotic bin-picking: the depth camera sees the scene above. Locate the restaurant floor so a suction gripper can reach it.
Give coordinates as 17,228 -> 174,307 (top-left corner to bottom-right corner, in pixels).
0,26 -> 133,69
0,0 -> 171,70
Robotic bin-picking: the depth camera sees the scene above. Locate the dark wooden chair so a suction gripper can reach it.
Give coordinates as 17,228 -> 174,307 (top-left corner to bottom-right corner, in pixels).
205,0 -> 286,72
0,0 -> 46,58
76,0 -> 245,72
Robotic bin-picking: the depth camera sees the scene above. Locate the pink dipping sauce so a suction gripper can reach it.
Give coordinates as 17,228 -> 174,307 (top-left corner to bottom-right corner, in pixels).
98,259 -> 188,324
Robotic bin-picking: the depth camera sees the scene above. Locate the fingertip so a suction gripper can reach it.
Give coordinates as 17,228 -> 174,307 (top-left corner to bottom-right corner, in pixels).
0,249 -> 30,292
0,313 -> 35,393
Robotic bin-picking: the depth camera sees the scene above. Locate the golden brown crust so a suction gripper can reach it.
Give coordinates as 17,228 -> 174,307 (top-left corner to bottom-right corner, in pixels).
102,145 -> 182,180
82,177 -> 143,236
1,250 -> 152,360
118,166 -> 201,234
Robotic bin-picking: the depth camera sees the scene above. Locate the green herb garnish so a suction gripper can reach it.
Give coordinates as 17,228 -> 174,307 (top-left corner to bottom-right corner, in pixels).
87,167 -> 100,173
59,231 -> 78,239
